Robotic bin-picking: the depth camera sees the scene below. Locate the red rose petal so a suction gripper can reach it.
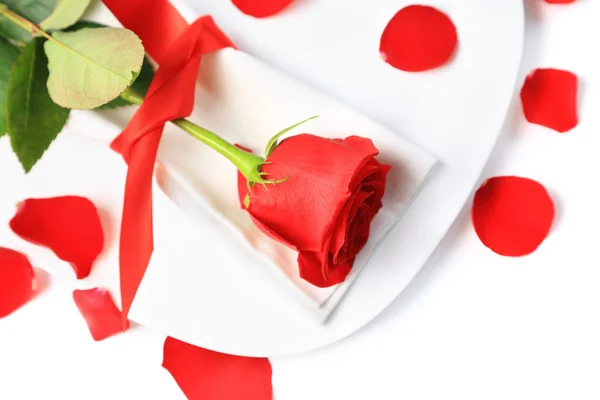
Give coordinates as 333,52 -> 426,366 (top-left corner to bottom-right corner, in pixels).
544,0 -> 576,4
236,144 -> 297,249
380,5 -> 458,72
0,248 -> 34,318
472,176 -> 555,257
73,288 -> 128,341
231,0 -> 294,18
162,337 -> 273,400
10,196 -> 104,279
520,68 -> 579,133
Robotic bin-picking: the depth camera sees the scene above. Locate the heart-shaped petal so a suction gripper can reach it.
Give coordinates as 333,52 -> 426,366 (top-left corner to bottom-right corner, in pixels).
162,337 -> 272,400
0,248 -> 35,318
10,196 -> 104,279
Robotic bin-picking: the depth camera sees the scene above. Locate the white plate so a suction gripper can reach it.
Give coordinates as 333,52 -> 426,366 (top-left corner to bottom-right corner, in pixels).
0,0 -> 524,357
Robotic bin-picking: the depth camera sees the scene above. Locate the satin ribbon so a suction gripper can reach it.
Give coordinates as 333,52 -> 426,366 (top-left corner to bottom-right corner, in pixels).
101,0 -> 235,322
102,0 -> 188,64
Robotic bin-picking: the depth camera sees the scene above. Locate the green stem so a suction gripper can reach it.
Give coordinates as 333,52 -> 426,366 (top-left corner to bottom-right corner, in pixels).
120,88 -> 267,183
0,4 -> 53,40
1,4 -> 269,183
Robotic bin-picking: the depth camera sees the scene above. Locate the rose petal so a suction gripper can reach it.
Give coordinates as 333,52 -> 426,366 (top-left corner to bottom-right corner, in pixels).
231,0 -> 294,18
162,337 -> 272,400
348,206 -> 374,253
73,288 -> 128,341
298,249 -> 353,288
544,0 -> 576,4
520,68 -> 579,133
330,190 -> 371,261
236,144 -> 297,249
249,134 -> 378,252
10,196 -> 104,279
297,251 -> 331,287
0,248 -> 34,318
380,5 -> 458,72
472,176 -> 555,257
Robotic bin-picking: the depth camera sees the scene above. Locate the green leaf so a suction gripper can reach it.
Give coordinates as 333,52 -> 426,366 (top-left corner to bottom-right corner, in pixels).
99,57 -> 155,109
44,27 -> 145,109
0,0 -> 55,42
63,20 -> 156,109
0,37 -> 20,136
40,0 -> 92,31
63,19 -> 107,32
6,37 -> 69,172
264,115 -> 319,157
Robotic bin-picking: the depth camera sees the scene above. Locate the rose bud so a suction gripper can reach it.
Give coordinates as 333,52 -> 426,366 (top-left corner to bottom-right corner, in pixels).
239,133 -> 391,288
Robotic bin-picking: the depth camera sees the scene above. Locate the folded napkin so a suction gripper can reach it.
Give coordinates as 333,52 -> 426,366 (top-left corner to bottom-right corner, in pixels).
97,48 -> 438,322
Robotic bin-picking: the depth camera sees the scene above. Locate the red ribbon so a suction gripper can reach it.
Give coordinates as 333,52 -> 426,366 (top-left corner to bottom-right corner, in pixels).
101,0 -> 235,322
102,0 -> 188,64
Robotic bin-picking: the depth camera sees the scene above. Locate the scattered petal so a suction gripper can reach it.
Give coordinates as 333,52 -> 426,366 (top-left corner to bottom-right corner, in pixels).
0,248 -> 34,318
231,0 -> 294,18
520,68 -> 579,133
472,176 -> 555,257
163,336 -> 273,400
10,196 -> 104,279
380,5 -> 458,72
73,288 -> 128,341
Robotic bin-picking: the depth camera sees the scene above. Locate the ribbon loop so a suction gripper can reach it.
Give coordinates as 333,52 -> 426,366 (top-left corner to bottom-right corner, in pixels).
101,0 -> 235,321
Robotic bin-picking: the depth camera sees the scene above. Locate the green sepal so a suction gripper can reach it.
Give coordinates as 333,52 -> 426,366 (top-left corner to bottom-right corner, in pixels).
264,115 -> 319,157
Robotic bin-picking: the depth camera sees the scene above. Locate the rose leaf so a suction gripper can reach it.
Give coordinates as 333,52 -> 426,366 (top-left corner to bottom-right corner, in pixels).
0,37 -> 20,137
40,0 -> 93,31
44,27 -> 145,109
6,37 -> 70,172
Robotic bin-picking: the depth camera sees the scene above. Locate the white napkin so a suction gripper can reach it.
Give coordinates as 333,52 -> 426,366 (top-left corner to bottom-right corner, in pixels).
91,48 -> 438,322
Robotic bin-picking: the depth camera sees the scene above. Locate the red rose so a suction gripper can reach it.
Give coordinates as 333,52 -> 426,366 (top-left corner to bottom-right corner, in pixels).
238,134 -> 391,288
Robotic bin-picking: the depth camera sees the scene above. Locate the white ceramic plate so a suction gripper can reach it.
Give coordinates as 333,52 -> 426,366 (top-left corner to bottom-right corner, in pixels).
0,0 -> 524,357
134,0 -> 525,356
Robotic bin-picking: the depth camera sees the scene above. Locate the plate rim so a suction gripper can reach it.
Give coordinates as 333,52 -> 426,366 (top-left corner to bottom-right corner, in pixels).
84,0 -> 527,357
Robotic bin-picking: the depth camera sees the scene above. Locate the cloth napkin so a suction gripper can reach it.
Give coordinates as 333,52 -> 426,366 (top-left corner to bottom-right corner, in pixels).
95,48 -> 438,322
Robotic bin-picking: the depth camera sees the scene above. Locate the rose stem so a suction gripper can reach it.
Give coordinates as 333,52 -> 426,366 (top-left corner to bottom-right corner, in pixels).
119,89 -> 266,181
0,4 -> 268,183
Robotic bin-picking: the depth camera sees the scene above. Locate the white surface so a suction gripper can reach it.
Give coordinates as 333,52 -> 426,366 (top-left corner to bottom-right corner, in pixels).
0,0 -> 524,357
22,0 -> 522,357
3,1 -> 599,400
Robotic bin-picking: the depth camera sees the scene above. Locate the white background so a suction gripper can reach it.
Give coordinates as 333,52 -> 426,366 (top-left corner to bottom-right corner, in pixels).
1,0 -> 599,399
